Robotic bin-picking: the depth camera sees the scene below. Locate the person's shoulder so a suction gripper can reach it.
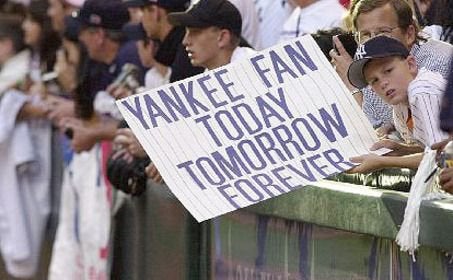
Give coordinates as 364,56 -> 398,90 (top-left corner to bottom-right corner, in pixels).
417,37 -> 453,54
408,68 -> 447,96
117,40 -> 144,65
422,25 -> 443,41
118,40 -> 139,55
231,47 -> 258,62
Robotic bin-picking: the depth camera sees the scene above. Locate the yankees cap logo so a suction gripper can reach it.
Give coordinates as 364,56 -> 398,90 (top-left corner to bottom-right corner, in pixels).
354,44 -> 367,60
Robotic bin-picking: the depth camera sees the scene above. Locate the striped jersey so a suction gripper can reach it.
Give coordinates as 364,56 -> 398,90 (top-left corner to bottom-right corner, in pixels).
393,68 -> 449,147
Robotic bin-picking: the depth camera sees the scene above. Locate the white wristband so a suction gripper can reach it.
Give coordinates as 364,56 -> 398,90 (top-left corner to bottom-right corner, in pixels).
351,89 -> 361,96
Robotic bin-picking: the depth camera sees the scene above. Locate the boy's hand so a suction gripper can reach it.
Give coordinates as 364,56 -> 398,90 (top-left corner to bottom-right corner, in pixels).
347,153 -> 383,173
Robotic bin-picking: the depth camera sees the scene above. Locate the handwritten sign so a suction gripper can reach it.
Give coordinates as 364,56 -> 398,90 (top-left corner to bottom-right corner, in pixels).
118,35 -> 378,222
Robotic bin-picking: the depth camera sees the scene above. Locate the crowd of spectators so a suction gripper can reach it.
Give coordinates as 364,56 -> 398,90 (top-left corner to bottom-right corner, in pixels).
0,0 -> 452,278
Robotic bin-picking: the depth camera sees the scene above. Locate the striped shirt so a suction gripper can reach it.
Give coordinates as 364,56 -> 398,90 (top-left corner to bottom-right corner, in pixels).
393,68 -> 449,147
362,38 -> 453,128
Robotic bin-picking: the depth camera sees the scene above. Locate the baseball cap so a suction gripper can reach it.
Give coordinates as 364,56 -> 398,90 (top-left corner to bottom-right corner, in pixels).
347,36 -> 410,89
63,15 -> 81,42
122,0 -> 145,8
144,0 -> 190,12
74,0 -> 130,31
167,0 -> 242,37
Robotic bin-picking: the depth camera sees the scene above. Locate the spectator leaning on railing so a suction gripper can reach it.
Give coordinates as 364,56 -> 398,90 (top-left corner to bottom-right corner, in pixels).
331,0 -> 453,132
346,36 -> 449,173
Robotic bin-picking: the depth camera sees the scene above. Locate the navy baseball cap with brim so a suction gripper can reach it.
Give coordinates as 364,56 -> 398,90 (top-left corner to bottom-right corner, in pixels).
168,0 -> 242,37
63,15 -> 81,42
144,0 -> 190,12
122,0 -> 145,7
347,36 -> 410,89
74,0 -> 129,31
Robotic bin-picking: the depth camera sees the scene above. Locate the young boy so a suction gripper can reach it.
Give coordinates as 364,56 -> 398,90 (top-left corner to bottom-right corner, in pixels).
346,35 -> 449,173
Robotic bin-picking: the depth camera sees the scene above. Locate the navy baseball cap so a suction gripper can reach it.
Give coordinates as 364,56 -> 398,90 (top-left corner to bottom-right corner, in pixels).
347,36 -> 410,89
122,0 -> 145,7
144,0 -> 190,12
63,15 -> 81,42
168,0 -> 242,37
74,0 -> 130,31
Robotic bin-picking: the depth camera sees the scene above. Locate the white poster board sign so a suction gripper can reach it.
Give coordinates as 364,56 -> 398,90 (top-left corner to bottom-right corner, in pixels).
117,35 -> 378,222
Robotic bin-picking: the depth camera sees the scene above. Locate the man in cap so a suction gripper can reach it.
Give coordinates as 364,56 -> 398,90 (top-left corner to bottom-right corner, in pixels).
141,0 -> 255,182
63,0 -> 146,152
138,0 -> 203,83
168,0 -> 255,70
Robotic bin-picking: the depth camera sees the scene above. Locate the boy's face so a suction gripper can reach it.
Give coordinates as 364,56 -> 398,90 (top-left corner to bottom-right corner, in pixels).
183,26 -> 223,69
363,56 -> 417,106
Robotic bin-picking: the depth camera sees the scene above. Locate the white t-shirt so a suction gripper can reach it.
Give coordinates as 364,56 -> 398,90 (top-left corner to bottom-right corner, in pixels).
230,46 -> 257,62
393,68 -> 449,147
279,0 -> 346,43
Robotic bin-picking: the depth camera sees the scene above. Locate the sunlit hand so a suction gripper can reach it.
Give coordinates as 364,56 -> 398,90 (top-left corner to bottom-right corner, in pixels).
110,147 -> 134,164
62,118 -> 98,153
145,162 -> 163,184
431,138 -> 451,152
370,139 -> 423,156
107,84 -> 132,100
375,123 -> 396,138
115,128 -> 147,158
329,36 -> 354,90
348,153 -> 384,173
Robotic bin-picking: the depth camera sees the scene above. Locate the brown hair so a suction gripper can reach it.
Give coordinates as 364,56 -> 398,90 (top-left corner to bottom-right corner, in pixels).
0,15 -> 25,53
352,0 -> 419,34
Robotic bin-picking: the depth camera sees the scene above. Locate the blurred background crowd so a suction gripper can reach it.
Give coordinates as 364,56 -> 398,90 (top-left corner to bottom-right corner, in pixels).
0,0 -> 452,279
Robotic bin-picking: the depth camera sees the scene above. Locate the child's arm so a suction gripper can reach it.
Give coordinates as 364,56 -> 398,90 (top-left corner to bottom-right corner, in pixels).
348,153 -> 423,173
